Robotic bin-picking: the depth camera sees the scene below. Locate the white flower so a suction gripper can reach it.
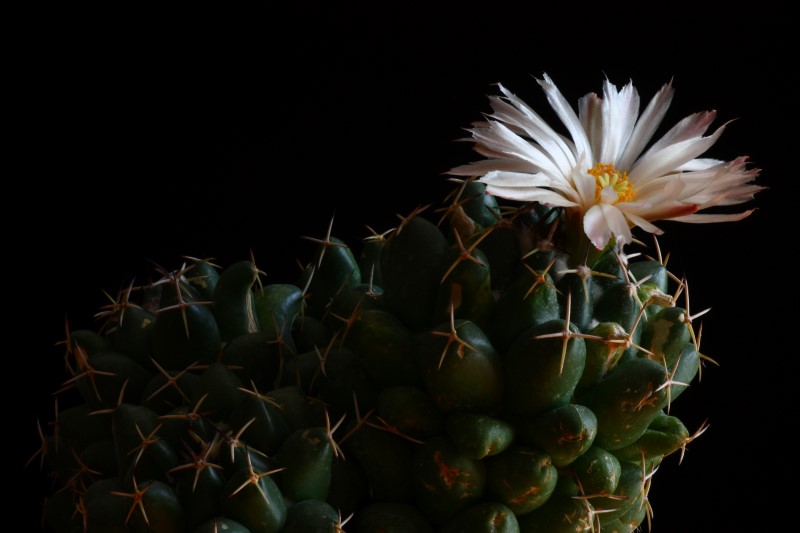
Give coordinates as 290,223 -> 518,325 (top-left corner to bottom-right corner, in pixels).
448,74 -> 763,250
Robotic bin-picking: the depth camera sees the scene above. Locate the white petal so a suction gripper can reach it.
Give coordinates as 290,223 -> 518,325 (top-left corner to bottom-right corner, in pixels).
598,78 -> 639,164
480,170 -> 580,204
448,158 -> 543,176
537,74 -> 594,165
482,182 -> 579,206
583,204 -> 632,249
470,121 -> 564,179
492,86 -> 579,174
571,154 -> 596,207
599,185 -> 619,204
616,82 -> 674,171
480,170 -> 552,187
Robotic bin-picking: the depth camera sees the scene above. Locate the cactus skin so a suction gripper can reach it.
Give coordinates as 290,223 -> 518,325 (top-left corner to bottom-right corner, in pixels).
32,182 -> 708,532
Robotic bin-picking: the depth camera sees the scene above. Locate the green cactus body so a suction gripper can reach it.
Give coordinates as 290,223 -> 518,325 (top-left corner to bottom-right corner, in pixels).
489,269 -> 561,353
175,465 -> 226,531
484,445 -> 558,515
503,319 -> 586,417
253,283 -> 303,335
376,385 -> 445,439
380,214 -> 449,331
514,403 -> 597,467
440,501 -> 520,533
112,403 -> 178,482
556,445 -> 621,497
515,494 -> 594,532
213,260 -> 261,342
592,460 -> 646,525
83,478 -> 129,533
150,299 -> 221,369
344,309 -> 421,388
420,319 -> 503,414
435,243 -> 495,329
31,177 -> 716,533
275,426 -> 336,502
109,304 -> 157,368
192,517 -> 252,533
445,413 -> 515,460
344,421 -> 415,503
281,499 -> 340,533
612,410 -> 691,463
579,357 -> 670,450
353,502 -> 435,533
412,436 -> 487,525
220,466 -> 287,533
300,236 -> 362,318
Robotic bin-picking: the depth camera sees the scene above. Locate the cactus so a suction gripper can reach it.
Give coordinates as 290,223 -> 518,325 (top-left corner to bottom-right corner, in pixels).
28,75 -> 760,532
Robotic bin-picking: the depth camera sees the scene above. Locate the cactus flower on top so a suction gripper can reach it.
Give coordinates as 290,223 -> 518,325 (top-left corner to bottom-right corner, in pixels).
448,74 -> 763,252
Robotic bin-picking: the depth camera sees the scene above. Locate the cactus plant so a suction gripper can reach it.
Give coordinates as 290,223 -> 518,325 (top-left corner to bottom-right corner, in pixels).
28,74 -> 761,532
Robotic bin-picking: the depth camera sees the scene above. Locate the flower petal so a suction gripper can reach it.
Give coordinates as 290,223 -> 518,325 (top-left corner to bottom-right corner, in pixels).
537,74 -> 594,166
480,170 -> 552,188
571,154 -> 596,207
493,85 -> 579,174
621,212 -> 664,235
616,81 -> 674,171
583,204 -> 632,249
647,111 -> 718,154
479,171 -> 580,206
671,210 -> 756,223
629,125 -> 725,187
598,78 -> 639,164
578,92 -> 602,158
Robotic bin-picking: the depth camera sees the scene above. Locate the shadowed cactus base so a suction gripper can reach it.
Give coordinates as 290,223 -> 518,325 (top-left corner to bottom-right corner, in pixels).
30,179 -> 709,532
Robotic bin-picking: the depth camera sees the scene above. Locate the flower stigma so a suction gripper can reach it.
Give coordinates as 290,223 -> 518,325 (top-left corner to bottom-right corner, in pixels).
588,163 -> 635,204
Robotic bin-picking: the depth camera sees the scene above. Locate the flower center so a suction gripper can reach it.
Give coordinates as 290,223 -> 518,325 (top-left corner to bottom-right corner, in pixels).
588,163 -> 635,204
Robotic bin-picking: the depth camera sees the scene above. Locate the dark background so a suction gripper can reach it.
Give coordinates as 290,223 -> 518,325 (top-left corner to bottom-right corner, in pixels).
13,4 -> 792,531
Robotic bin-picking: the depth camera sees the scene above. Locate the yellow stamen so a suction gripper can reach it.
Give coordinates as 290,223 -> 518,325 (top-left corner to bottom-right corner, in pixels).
588,163 -> 635,204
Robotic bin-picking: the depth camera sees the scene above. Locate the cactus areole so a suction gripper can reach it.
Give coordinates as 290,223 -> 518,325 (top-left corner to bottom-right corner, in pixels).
30,75 -> 761,532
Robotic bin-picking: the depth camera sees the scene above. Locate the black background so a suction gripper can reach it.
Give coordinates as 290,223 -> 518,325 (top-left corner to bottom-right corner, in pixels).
13,4 -> 792,531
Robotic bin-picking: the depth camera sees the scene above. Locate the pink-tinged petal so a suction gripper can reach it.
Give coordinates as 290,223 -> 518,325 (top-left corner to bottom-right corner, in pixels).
671,209 -> 756,223
668,157 -> 763,207
621,212 -> 664,235
537,74 -> 594,166
675,157 -> 723,171
578,92 -> 602,157
617,201 -> 699,226
617,82 -> 674,170
642,203 -> 699,221
629,125 -> 725,187
583,204 -> 632,249
646,111 -> 718,154
631,176 -> 689,204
